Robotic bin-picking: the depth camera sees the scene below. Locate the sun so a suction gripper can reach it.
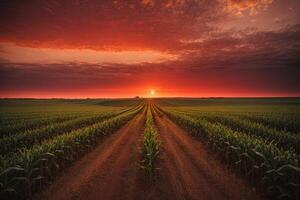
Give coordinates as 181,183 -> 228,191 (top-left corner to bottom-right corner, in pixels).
150,90 -> 155,96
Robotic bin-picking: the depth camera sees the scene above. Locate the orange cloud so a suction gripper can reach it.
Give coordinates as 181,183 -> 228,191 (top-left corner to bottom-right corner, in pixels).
0,43 -> 178,64
141,0 -> 154,6
227,0 -> 273,16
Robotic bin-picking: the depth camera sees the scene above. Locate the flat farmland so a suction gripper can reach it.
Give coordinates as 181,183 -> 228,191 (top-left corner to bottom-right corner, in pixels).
0,98 -> 299,200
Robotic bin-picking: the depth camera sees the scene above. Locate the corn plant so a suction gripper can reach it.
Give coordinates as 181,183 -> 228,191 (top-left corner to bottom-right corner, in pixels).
176,112 -> 300,153
237,113 -> 300,134
0,107 -> 133,155
141,105 -> 160,180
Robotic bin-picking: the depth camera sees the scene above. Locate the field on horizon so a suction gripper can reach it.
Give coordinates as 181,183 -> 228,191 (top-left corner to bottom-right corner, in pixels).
0,98 -> 299,200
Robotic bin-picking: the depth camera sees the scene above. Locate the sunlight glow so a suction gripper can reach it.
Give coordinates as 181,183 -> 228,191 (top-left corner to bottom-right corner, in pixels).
150,90 -> 155,96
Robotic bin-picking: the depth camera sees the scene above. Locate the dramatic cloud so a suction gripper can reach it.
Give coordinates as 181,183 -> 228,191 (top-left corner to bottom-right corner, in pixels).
0,0 -> 222,50
227,0 -> 273,16
0,0 -> 299,97
0,43 -> 177,64
178,23 -> 300,68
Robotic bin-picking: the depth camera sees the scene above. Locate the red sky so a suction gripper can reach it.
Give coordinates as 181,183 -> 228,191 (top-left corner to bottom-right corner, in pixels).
0,0 -> 300,98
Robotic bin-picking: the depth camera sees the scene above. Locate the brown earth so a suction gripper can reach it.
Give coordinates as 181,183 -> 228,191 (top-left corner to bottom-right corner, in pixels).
35,103 -> 262,200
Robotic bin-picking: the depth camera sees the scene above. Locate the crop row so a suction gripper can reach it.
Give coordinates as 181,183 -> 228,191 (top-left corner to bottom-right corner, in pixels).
141,105 -> 160,179
0,107 -> 134,156
0,106 -> 143,200
160,107 -> 299,199
175,111 -> 300,153
0,111 -> 90,123
168,107 -> 300,134
236,113 -> 300,134
177,106 -> 300,131
0,114 -> 87,138
0,107 -> 126,137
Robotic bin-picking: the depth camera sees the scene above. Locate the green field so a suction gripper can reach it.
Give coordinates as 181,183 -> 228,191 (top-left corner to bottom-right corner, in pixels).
0,98 -> 299,199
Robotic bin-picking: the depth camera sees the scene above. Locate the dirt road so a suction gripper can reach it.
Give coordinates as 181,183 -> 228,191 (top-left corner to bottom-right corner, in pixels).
150,105 -> 262,200
34,108 -> 146,200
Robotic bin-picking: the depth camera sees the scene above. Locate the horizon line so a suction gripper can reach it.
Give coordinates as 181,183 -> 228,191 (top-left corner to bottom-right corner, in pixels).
1,96 -> 300,100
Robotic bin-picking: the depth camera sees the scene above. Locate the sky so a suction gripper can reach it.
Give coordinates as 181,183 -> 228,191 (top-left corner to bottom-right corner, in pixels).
0,0 -> 300,98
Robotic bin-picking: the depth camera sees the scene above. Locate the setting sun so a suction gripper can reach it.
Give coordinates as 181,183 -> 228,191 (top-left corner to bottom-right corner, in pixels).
150,90 -> 155,96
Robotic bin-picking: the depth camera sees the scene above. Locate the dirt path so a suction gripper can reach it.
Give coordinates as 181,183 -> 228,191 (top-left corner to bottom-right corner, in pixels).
151,105 -> 262,200
34,108 -> 146,200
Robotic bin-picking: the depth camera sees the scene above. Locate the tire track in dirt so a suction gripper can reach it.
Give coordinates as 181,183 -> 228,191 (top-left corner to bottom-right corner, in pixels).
152,105 -> 262,200
34,108 -> 146,200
